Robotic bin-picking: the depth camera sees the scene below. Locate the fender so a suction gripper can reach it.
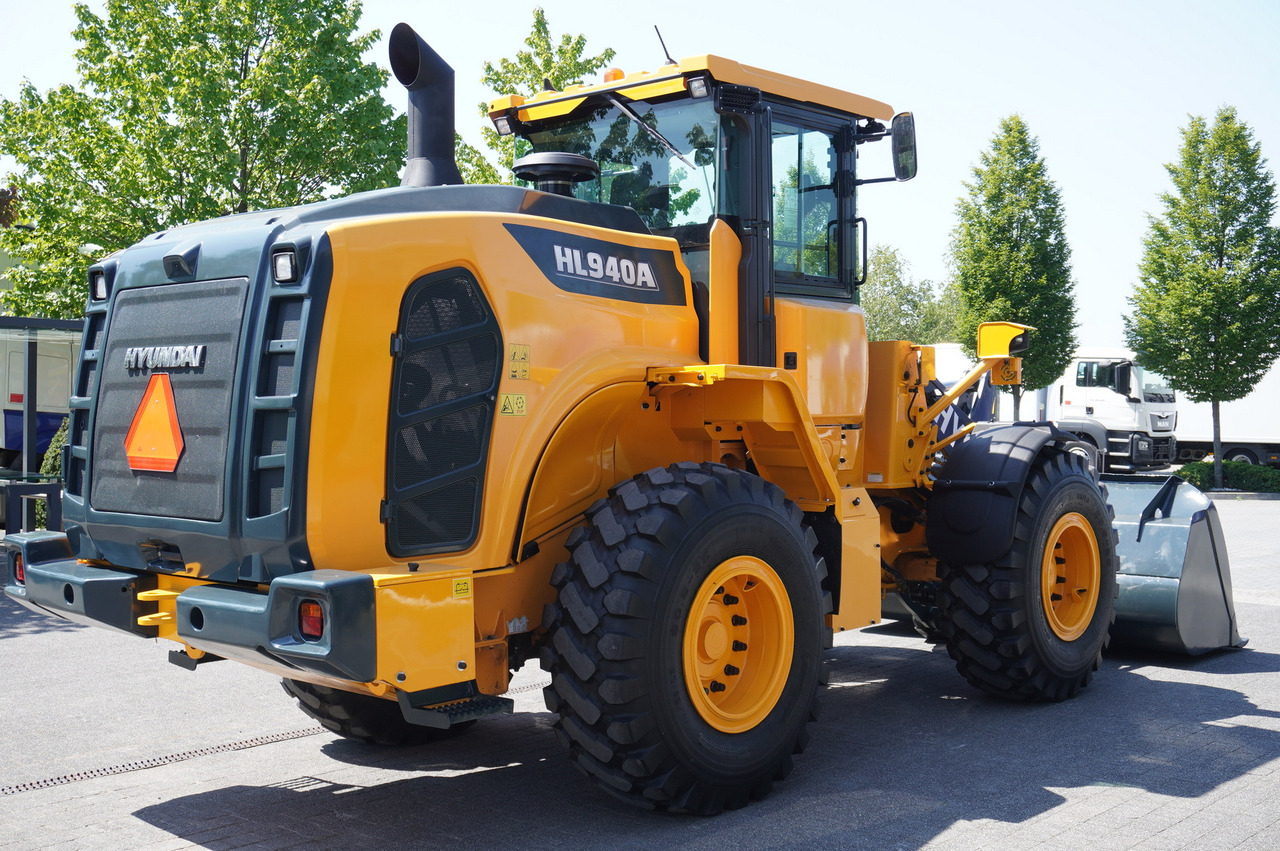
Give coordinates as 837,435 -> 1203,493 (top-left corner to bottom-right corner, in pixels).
926,423 -> 1078,565
1053,416 -> 1109,460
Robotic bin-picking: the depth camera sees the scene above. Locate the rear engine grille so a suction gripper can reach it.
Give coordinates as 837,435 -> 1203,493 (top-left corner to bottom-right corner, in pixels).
386,270 -> 501,556
88,279 -> 249,522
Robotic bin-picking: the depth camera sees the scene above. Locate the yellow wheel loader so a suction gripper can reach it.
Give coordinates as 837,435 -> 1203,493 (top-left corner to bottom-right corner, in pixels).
4,24 -> 1243,815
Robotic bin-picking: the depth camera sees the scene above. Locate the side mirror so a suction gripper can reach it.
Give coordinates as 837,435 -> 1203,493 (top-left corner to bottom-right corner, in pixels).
891,112 -> 917,181
976,321 -> 1033,359
1115,362 -> 1134,398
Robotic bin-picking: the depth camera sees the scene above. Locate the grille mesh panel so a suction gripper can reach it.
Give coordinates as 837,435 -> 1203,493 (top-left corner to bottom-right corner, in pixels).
393,405 -> 489,490
258,411 -> 290,457
405,276 -> 486,340
76,360 -> 96,400
394,479 -> 480,550
264,353 -> 294,398
387,271 -> 500,556
397,338 -> 499,416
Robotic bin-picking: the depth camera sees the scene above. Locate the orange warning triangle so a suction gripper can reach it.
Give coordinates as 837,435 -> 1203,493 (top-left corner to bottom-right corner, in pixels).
124,373 -> 185,472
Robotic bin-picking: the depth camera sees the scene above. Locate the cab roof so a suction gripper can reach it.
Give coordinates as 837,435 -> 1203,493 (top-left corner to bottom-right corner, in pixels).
488,54 -> 895,125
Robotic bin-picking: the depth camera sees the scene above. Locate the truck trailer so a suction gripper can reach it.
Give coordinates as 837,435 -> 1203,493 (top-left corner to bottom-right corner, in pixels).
1175,360 -> 1280,467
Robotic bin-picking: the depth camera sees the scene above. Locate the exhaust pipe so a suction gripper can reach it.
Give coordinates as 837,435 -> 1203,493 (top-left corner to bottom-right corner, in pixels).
389,23 -> 463,187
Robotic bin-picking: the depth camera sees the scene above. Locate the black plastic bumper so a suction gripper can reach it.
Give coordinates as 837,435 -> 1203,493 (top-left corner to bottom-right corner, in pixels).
3,531 -> 376,682
1130,433 -> 1177,465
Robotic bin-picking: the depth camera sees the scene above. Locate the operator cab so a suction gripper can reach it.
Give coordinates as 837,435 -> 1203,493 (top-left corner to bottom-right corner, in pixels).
488,57 -> 916,365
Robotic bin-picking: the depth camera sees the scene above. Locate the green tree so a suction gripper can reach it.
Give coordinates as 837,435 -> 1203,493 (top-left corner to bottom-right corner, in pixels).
457,8 -> 615,184
0,0 -> 404,319
0,186 -> 18,228
1124,106 -> 1280,488
860,244 -> 960,343
951,115 -> 1077,416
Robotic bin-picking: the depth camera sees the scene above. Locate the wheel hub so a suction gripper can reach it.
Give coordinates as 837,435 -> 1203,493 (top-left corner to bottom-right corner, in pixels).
1041,512 -> 1101,641
683,556 -> 793,733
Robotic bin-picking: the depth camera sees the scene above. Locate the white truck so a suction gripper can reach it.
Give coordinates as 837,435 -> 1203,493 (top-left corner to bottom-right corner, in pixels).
1174,360 -> 1280,467
935,346 -> 1178,471
1018,348 -> 1178,471
0,325 -> 81,473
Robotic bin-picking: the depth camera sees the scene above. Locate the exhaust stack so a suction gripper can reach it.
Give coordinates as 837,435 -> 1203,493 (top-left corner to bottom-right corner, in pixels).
389,23 -> 463,187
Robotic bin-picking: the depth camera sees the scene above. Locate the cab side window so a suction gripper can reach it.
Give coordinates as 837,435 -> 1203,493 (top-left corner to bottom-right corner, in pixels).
771,120 -> 840,284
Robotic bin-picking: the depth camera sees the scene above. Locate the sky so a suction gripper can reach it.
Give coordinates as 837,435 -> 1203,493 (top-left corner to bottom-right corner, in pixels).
2,0 -> 1278,347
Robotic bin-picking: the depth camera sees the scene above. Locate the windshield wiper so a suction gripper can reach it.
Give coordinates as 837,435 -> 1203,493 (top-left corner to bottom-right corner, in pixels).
603,92 -> 697,172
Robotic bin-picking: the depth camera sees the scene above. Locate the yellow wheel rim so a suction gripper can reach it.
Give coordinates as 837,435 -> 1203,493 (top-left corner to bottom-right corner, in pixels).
682,556 -> 793,733
1041,512 -> 1101,641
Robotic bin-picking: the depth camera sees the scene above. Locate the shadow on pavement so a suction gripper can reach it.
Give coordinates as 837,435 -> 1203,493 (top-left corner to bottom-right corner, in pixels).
132,632 -> 1280,850
0,594 -> 84,639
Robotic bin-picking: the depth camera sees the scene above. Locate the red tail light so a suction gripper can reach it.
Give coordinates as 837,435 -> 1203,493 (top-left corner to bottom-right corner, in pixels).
299,600 -> 324,641
13,554 -> 24,585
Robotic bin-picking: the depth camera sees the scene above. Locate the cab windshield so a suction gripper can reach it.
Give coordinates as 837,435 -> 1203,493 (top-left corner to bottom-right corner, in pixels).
1135,365 -> 1176,404
519,98 -> 723,241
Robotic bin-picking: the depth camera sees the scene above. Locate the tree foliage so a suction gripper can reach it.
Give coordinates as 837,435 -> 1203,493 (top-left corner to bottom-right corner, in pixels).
860,244 -> 960,343
0,0 -> 404,318
1124,106 -> 1280,487
951,115 -> 1078,412
456,8 -> 615,185
0,185 -> 18,228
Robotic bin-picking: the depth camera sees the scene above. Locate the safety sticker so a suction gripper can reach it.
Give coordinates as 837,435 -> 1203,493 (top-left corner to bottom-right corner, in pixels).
508,344 -> 530,380
453,578 -> 472,598
499,394 -> 527,416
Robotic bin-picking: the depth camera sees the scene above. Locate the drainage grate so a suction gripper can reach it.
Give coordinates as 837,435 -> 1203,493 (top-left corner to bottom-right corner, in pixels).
0,727 -> 325,795
507,676 -> 552,697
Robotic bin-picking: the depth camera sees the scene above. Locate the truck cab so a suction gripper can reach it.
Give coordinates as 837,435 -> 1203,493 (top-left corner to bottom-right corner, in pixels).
1048,349 -> 1177,470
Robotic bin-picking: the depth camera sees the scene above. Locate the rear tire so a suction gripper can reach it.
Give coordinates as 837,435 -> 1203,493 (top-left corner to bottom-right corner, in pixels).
1223,448 -> 1257,465
938,448 -> 1117,701
282,679 -> 471,746
540,462 -> 829,814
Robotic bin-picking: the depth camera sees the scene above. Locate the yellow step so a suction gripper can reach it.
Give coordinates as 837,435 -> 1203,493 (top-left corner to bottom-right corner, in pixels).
137,589 -> 181,601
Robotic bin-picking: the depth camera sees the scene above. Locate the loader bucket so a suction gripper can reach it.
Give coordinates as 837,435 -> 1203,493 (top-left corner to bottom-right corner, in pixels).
1104,475 -> 1246,655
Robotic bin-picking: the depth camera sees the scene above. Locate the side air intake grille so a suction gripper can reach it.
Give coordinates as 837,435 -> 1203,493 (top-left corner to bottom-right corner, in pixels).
386,270 -> 501,556
246,295 -> 308,519
64,310 -> 105,497
717,84 -> 762,115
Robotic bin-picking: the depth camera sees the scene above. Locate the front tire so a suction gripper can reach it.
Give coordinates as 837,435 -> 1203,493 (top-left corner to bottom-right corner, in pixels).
938,448 -> 1117,702
541,462 -> 829,814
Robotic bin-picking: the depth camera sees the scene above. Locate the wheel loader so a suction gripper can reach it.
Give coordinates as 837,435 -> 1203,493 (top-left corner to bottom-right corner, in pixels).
3,24 -> 1244,814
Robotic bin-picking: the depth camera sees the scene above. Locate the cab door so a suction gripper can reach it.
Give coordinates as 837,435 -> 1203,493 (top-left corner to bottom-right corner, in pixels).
733,102 -> 857,368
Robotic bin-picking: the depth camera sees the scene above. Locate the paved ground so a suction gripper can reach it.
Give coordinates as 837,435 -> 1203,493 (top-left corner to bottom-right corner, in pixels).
1,498 -> 1278,849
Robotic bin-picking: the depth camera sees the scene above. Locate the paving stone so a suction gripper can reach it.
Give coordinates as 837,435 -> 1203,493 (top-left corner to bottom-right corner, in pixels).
1,500 -> 1278,849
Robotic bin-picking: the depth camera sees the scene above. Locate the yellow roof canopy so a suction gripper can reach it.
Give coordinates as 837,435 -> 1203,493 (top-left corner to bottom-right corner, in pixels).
489,54 -> 894,124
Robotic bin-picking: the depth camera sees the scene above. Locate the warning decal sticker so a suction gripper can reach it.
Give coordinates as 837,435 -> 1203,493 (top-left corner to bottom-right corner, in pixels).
499,394 -> 527,416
